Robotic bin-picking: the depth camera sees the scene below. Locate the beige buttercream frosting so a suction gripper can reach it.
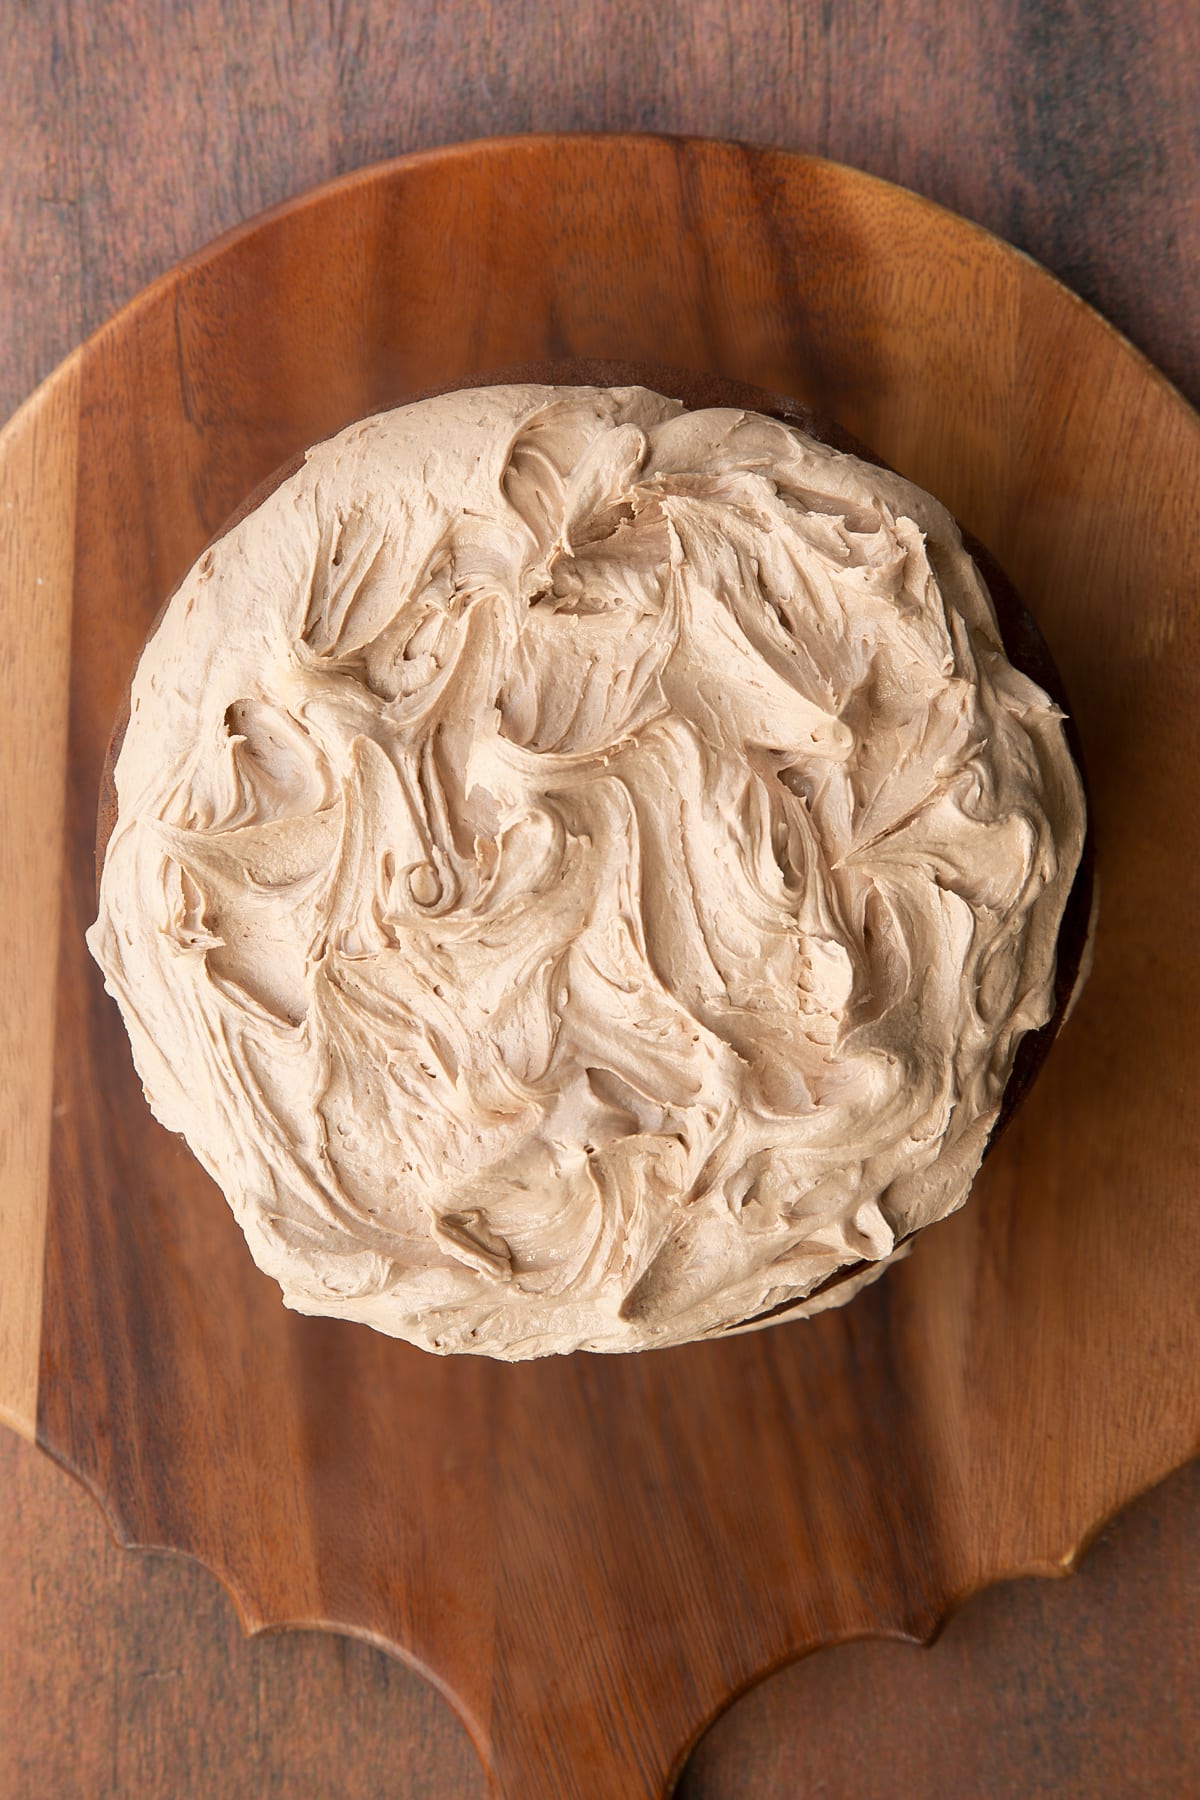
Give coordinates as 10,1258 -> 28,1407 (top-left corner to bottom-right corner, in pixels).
87,384 -> 1086,1357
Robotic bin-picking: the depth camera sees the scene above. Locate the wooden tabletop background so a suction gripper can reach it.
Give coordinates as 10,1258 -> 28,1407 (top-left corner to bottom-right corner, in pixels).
2,2 -> 1197,1794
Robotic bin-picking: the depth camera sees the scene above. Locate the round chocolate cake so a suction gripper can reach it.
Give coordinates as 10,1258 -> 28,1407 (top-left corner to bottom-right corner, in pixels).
88,365 -> 1090,1358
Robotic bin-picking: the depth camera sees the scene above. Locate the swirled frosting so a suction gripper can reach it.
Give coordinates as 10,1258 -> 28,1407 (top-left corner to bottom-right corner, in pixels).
88,385 -> 1086,1357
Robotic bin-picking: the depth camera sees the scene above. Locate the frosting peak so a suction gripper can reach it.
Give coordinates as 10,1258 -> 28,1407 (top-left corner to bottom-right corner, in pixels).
88,385 -> 1086,1356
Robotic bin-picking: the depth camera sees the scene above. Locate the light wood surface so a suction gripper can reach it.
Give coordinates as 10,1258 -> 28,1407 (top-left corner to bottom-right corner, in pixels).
4,131 -> 1199,1797
0,364 -> 79,1440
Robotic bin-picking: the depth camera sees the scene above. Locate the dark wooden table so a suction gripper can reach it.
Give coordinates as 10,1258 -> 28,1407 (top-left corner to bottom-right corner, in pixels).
3,3 -> 1197,1793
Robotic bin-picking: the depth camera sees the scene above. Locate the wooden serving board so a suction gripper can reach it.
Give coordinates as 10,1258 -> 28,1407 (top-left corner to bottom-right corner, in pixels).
2,136 -> 1198,1799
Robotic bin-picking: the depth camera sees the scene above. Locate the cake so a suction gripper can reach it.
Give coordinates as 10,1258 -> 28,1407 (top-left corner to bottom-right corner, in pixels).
87,369 -> 1090,1358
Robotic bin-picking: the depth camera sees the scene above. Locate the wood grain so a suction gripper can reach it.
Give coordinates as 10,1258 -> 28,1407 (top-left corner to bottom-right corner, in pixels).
6,135 -> 1195,1798
0,368 -> 79,1440
5,1424 -> 1196,1798
5,2 -> 1196,428
682,1456 -> 1200,1797
2,3 -> 1198,1795
0,1427 -> 487,1799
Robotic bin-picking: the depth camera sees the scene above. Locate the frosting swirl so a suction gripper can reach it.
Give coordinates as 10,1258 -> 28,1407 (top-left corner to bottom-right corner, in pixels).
88,385 -> 1086,1356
